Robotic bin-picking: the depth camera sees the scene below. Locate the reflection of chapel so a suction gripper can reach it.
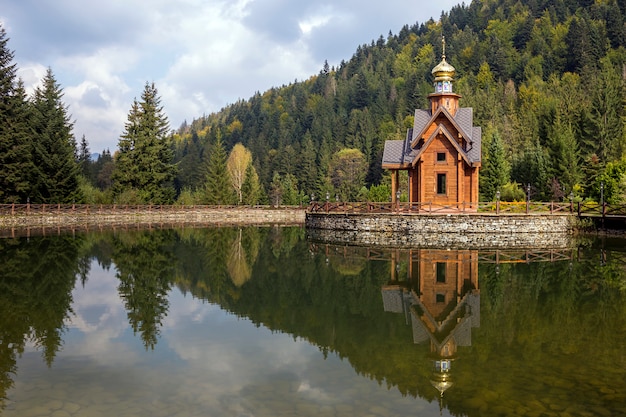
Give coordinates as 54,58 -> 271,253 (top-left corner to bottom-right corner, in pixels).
381,249 -> 480,398
382,38 -> 481,207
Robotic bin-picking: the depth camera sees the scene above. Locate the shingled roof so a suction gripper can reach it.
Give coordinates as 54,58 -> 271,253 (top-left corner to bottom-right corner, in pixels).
382,106 -> 481,168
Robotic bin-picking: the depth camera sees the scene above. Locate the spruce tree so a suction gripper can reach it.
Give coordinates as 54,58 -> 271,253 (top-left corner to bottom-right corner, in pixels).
204,132 -> 233,204
480,131 -> 510,201
0,27 -> 35,203
112,82 -> 176,203
30,68 -> 82,203
241,162 -> 261,205
77,134 -> 91,179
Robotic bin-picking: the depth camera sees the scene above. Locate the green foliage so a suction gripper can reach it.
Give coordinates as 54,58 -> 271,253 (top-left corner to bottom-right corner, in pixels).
4,3 -> 624,203
204,133 -> 235,205
269,172 -> 282,206
499,181 -> 526,202
368,184 -> 392,202
511,138 -> 550,200
77,134 -> 91,179
30,68 -> 82,204
480,130 -> 510,201
165,0 -> 626,203
0,28 -> 34,203
78,176 -> 111,204
330,148 -> 367,201
111,230 -> 176,350
175,187 -> 204,205
91,149 -> 114,191
594,159 -> 626,204
0,234 -> 83,401
112,82 -> 176,204
241,163 -> 262,205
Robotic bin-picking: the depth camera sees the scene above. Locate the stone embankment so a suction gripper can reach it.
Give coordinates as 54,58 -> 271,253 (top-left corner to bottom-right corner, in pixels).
306,212 -> 575,249
0,206 -> 307,231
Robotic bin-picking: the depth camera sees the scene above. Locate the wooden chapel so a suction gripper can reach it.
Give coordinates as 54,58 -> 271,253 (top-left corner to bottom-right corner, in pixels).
381,38 -> 481,209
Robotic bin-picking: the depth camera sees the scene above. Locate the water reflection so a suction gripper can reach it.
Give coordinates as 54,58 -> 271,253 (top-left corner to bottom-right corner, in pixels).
0,235 -> 84,408
0,228 -> 625,416
382,250 -> 480,404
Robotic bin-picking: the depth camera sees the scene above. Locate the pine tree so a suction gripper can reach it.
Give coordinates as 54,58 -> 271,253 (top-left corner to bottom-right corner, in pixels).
112,82 -> 176,204
480,131 -> 510,201
30,68 -> 82,203
269,171 -> 283,206
175,131 -> 203,192
77,134 -> 92,180
0,27 -> 35,203
95,149 -> 114,190
241,162 -> 261,205
204,132 -> 233,204
589,57 -> 623,163
548,113 -> 581,194
511,138 -> 550,200
296,131 -> 318,195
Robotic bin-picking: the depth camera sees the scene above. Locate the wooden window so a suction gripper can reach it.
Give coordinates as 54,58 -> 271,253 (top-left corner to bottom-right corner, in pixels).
436,293 -> 445,303
436,262 -> 446,283
437,173 -> 446,195
436,152 -> 446,162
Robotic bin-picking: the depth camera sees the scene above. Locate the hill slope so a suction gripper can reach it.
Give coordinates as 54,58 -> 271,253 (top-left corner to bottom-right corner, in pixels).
172,0 -> 626,203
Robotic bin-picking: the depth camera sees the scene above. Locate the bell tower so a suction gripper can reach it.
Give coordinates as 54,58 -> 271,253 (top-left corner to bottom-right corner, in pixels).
429,36 -> 461,116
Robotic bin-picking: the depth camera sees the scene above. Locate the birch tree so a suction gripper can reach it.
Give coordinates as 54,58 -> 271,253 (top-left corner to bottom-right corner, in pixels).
227,143 -> 252,204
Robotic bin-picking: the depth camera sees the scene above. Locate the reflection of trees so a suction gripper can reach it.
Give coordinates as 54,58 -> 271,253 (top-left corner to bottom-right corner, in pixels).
445,252 -> 626,417
0,235 -> 82,409
111,231 -> 177,350
174,228 -> 236,304
227,228 -> 261,287
177,235 -> 626,414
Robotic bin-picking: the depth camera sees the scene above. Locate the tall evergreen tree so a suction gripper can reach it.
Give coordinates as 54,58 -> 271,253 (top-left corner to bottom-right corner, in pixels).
112,82 -> 176,204
0,25 -> 34,203
241,162 -> 261,205
548,113 -> 581,194
589,57 -> 624,163
30,68 -> 82,203
204,132 -> 233,204
512,138 -> 550,200
480,131 -> 510,201
95,149 -> 114,191
77,134 -> 91,179
174,131 -> 203,192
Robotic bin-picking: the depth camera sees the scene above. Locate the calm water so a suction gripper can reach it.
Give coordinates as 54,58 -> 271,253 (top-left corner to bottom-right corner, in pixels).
0,226 -> 625,417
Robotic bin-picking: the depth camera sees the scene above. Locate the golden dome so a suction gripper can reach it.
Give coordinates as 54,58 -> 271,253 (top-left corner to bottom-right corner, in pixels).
432,56 -> 455,82
432,35 -> 455,83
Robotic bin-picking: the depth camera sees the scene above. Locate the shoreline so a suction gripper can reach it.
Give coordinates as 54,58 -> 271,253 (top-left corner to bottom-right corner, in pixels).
0,206 -> 307,237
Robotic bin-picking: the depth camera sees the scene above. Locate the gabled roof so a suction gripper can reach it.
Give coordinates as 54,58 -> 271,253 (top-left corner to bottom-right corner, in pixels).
411,105 -> 473,149
382,105 -> 482,169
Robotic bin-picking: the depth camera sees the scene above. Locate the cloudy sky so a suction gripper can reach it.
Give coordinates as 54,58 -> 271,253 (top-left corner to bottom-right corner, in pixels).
1,0 -> 460,153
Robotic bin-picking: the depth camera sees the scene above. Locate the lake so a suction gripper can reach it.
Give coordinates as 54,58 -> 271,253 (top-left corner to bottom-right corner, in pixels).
0,226 -> 625,417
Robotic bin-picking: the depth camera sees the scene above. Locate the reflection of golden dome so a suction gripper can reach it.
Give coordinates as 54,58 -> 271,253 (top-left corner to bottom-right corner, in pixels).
432,57 -> 455,82
430,373 -> 454,397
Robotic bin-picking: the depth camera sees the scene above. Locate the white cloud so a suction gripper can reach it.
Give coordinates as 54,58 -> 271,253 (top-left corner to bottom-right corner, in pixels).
1,0 -> 460,153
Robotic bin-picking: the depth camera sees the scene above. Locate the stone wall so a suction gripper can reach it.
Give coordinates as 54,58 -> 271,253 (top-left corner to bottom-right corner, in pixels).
0,207 -> 307,229
305,212 -> 575,249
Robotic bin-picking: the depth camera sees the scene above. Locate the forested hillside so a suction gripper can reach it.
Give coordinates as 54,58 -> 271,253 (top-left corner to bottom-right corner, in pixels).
1,0 -> 625,205
171,0 -> 626,204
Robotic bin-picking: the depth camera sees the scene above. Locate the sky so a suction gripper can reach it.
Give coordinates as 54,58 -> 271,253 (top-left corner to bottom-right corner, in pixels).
1,0 -> 461,154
